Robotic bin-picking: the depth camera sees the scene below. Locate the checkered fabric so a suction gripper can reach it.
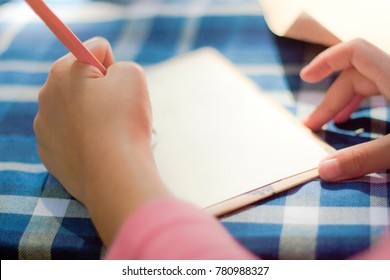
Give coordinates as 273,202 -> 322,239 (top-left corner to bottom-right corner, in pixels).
0,0 -> 389,260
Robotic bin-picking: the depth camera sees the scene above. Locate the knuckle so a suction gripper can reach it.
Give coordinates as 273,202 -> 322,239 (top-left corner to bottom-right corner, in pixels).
49,60 -> 65,79
48,57 -> 72,83
33,116 -> 45,162
350,148 -> 369,173
36,84 -> 54,111
33,114 -> 39,134
119,61 -> 144,76
349,38 -> 371,52
341,146 -> 370,175
112,62 -> 146,85
350,38 -> 368,46
37,86 -> 47,105
348,39 -> 371,62
131,62 -> 145,76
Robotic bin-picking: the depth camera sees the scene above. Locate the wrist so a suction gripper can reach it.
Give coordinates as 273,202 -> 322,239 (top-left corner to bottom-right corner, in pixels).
83,142 -> 171,246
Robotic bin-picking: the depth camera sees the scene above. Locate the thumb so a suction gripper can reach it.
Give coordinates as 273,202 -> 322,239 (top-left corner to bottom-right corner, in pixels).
318,135 -> 390,181
83,37 -> 115,68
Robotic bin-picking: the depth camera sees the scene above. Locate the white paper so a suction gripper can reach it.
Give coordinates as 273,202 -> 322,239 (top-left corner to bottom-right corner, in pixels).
146,48 -> 329,208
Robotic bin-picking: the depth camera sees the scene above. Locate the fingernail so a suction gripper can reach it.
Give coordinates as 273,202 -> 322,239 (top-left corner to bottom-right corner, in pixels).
319,158 -> 342,181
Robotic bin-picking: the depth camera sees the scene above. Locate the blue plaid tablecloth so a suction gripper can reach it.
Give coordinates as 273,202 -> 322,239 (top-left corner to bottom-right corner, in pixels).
0,0 -> 389,260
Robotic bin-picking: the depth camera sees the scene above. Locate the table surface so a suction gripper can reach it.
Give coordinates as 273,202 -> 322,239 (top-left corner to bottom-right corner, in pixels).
0,0 -> 389,260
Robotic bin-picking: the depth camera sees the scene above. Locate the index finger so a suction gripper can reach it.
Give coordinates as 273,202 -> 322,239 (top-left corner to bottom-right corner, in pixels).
301,39 -> 390,94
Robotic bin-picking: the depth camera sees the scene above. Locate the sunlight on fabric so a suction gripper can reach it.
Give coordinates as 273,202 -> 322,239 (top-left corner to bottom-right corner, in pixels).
0,162 -> 47,173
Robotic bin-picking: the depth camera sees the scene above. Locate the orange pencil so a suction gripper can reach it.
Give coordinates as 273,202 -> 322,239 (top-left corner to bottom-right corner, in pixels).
25,0 -> 107,74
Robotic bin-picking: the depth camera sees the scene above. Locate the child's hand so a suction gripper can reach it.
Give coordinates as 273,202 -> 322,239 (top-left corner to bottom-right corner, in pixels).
34,37 -> 169,245
301,39 -> 390,181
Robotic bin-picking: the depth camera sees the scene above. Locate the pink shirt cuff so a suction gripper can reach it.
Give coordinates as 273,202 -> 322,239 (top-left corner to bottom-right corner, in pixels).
106,197 -> 256,260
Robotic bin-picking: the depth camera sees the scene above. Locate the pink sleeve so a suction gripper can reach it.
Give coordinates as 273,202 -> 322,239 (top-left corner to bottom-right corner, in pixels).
106,197 -> 256,260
